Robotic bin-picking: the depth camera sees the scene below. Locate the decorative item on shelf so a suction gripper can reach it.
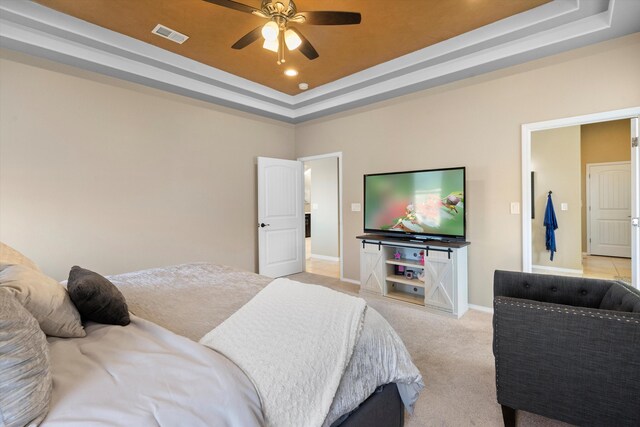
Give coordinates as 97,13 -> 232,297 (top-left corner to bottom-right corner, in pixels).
418,250 -> 425,264
405,270 -> 414,280
394,249 -> 405,275
418,270 -> 425,281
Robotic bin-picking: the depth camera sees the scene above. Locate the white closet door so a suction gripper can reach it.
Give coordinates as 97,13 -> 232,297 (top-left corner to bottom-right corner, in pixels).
588,162 -> 631,258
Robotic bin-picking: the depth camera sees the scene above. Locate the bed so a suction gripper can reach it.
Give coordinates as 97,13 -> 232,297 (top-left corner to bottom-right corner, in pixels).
1,246 -> 423,427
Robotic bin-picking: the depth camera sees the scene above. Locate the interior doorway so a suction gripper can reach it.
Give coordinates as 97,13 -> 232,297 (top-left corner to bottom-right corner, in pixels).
522,108 -> 639,288
299,152 -> 343,279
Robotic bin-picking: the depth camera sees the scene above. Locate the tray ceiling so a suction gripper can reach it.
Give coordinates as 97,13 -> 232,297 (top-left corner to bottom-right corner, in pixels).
31,0 -> 549,95
1,0 -> 639,123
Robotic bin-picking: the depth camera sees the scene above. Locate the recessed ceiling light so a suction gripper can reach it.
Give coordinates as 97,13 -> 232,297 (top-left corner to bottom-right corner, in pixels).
284,69 -> 298,77
298,83 -> 309,90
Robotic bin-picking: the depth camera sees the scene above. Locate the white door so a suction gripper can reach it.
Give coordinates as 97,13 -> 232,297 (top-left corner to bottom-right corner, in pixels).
258,157 -> 304,278
631,117 -> 639,289
359,245 -> 384,295
423,255 -> 454,312
588,162 -> 632,257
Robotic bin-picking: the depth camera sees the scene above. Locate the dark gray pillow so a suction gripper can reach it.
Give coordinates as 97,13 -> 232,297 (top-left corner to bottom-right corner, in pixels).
67,266 -> 130,326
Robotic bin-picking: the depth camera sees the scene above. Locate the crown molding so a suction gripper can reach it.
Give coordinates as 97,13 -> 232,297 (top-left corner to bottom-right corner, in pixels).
1,0 -> 638,123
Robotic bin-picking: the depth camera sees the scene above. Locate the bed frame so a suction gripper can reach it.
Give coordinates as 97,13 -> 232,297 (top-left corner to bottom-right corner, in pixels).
335,383 -> 404,427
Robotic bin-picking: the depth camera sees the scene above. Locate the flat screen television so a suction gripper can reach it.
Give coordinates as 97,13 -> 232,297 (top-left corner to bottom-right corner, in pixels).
364,167 -> 466,241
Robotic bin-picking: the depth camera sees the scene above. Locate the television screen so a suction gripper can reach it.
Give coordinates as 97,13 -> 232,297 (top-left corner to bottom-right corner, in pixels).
364,167 -> 465,240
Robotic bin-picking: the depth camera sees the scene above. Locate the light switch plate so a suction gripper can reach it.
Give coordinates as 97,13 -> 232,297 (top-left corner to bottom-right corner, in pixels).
510,202 -> 520,215
561,203 -> 568,211
351,203 -> 361,212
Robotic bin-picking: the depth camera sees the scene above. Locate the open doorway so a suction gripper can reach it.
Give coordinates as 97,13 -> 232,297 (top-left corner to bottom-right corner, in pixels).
523,108 -> 639,288
299,153 -> 342,279
530,120 -> 632,282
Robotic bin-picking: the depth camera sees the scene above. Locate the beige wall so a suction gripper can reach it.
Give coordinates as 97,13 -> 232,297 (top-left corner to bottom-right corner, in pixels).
531,126 -> 582,271
580,119 -> 631,252
308,157 -> 339,258
0,52 -> 295,280
1,33 -> 639,306
295,33 -> 640,308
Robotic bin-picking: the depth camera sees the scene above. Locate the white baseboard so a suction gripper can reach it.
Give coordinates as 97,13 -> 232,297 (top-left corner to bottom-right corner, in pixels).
310,254 -> 340,262
532,265 -> 583,276
469,304 -> 493,314
340,277 -> 360,285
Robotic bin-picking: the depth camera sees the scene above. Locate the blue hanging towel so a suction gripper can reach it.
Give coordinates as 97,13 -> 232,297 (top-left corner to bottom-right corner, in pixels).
544,192 -> 558,261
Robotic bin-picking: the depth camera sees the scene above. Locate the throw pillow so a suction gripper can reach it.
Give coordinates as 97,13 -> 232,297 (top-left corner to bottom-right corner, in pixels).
67,266 -> 130,326
0,288 -> 52,427
0,264 -> 85,338
0,241 -> 41,272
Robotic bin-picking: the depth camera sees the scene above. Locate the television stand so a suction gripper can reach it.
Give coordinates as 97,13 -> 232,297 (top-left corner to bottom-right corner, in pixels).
357,234 -> 470,318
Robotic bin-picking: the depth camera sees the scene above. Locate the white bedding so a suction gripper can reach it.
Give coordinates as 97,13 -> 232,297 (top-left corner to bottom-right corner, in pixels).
200,278 -> 367,427
42,315 -> 264,427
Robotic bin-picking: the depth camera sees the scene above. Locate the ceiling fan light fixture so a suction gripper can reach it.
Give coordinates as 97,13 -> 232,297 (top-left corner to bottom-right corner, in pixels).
263,38 -> 279,53
284,29 -> 302,51
261,21 -> 279,41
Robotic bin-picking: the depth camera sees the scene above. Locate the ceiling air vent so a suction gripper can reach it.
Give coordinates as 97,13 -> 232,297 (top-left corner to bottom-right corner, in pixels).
151,24 -> 189,44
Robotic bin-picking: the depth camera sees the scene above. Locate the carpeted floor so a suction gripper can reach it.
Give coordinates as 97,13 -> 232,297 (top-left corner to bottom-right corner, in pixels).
287,272 -> 572,427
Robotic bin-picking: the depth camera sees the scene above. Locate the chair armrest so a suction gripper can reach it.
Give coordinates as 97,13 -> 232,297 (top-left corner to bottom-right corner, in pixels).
493,296 -> 640,426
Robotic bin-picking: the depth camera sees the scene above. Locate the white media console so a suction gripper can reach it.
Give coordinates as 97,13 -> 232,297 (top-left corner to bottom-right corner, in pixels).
357,235 -> 470,318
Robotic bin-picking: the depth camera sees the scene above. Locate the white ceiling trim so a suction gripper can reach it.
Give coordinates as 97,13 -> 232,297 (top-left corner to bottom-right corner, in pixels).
1,0 -> 639,123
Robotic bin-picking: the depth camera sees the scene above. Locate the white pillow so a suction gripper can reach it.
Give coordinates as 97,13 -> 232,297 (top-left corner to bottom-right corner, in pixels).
0,288 -> 52,427
0,264 -> 85,338
0,241 -> 40,271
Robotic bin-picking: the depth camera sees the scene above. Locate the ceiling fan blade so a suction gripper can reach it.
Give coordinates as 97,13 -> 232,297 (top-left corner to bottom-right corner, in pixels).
231,26 -> 263,49
202,0 -> 260,15
297,11 -> 361,25
290,28 -> 318,60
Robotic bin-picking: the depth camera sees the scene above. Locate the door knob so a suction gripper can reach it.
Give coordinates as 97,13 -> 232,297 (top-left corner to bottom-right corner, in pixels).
259,223 -> 270,228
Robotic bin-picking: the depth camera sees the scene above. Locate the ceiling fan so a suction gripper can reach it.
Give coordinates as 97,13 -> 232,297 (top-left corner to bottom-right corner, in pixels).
203,0 -> 361,65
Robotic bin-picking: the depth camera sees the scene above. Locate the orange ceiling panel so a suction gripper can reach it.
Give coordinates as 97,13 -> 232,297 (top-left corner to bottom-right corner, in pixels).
34,0 -> 550,94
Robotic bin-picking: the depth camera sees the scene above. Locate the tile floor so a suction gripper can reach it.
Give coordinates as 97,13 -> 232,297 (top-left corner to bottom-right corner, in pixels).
305,238 -> 340,279
582,254 -> 632,282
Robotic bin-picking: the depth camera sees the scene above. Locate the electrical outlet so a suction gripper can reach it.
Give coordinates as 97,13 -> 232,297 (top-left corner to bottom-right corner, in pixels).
351,203 -> 361,212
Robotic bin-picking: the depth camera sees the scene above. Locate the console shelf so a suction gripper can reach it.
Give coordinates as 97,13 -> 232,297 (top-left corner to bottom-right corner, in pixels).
386,275 -> 425,288
358,235 -> 469,318
385,289 -> 424,305
385,259 -> 424,268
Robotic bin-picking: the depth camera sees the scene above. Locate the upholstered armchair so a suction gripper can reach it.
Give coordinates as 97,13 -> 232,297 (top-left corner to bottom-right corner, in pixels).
492,270 -> 640,426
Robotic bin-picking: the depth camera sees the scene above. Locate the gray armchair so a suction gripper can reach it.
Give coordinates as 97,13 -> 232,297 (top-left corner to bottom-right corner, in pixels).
492,270 -> 640,426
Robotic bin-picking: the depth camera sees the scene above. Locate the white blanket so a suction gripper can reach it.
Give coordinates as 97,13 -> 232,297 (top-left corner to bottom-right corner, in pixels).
200,278 -> 366,427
